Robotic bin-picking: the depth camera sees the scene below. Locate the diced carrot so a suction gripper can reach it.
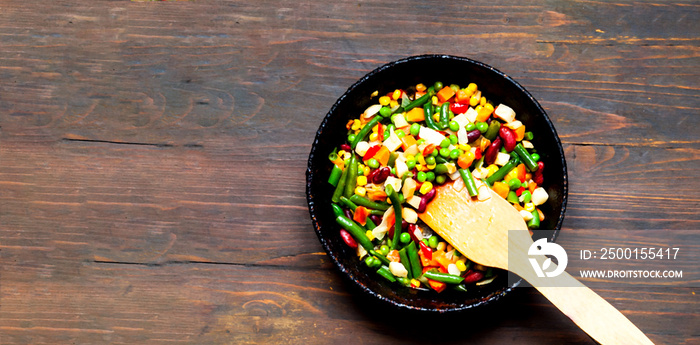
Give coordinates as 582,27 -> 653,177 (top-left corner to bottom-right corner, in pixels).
405,107 -> 425,122
517,164 -> 527,182
436,86 -> 455,103
457,153 -> 475,169
528,181 -> 537,194
492,181 -> 510,199
422,144 -> 437,156
374,146 -> 391,166
387,250 -> 401,263
514,125 -> 526,141
455,89 -> 470,103
400,135 -> 417,151
353,206 -> 368,226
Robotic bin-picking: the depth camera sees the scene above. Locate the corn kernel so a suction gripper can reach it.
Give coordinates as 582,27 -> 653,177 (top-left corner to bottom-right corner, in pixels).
431,95 -> 438,105
505,169 -> 519,182
371,90 -> 379,97
426,163 -> 436,170
357,175 -> 367,186
338,150 -> 346,157
365,230 -> 375,241
379,96 -> 391,106
416,83 -> 427,92
469,94 -> 480,107
363,166 -> 370,176
392,89 -> 402,100
456,260 -> 467,272
389,100 -> 399,108
355,186 -> 366,197
484,103 -> 494,114
351,119 -> 361,131
467,83 -> 477,93
458,143 -> 471,152
437,241 -> 446,252
480,96 -> 487,106
410,279 -> 421,288
524,202 -> 535,212
419,181 -> 433,194
369,132 -> 378,141
486,164 -> 499,177
372,124 -> 379,132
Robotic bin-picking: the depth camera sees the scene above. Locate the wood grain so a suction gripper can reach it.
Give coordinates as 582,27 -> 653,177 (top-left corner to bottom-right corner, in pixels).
1,0 -> 698,344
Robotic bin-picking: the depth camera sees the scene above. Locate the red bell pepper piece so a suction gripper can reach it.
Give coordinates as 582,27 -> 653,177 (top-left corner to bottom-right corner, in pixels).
449,102 -> 469,115
418,240 -> 432,260
362,145 -> 381,162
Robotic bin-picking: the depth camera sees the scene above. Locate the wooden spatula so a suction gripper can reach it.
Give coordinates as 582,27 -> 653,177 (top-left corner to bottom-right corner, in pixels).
419,183 -> 654,345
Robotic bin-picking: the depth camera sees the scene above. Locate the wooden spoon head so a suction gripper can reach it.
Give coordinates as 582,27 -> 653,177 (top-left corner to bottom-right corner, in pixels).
418,182 -> 531,270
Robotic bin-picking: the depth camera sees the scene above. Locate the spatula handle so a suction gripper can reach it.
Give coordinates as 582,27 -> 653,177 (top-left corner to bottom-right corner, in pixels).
513,260 -> 654,345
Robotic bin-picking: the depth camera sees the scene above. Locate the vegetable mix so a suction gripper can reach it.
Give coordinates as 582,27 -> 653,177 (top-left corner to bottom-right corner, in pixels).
328,81 -> 549,292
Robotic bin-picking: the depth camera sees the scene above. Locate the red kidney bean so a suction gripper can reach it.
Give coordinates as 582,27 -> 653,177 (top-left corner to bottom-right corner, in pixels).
466,129 -> 482,143
367,168 -> 378,182
369,214 -> 382,225
485,116 -> 493,125
343,208 -> 353,220
417,196 -> 427,213
340,143 -> 351,151
423,187 -> 436,201
499,126 -> 517,152
339,229 -> 358,249
372,167 -> 390,184
401,220 -> 409,231
484,137 -> 502,165
533,161 -> 544,185
407,224 -> 418,242
463,270 -> 485,284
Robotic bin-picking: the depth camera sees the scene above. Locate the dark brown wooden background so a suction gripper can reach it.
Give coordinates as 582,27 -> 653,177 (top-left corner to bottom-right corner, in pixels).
1,0 -> 698,344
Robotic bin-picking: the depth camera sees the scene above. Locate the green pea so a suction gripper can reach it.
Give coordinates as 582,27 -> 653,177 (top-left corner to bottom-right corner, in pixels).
383,131 -> 390,139
366,158 -> 379,169
448,121 -> 460,132
348,133 -> 356,143
508,178 -> 521,190
450,84 -> 460,92
449,149 -> 461,160
416,138 -> 426,145
395,129 -> 405,138
365,256 -> 379,268
410,123 -> 421,136
379,106 -> 392,117
421,238 -> 429,246
428,235 -> 439,248
531,153 -> 540,162
449,134 -> 458,145
507,191 -> 519,204
400,232 -> 411,244
434,164 -> 448,175
521,181 -> 528,188
425,155 -> 436,165
406,158 -> 416,170
433,81 -> 443,91
520,190 -> 532,203
358,166 -> 365,175
379,244 -> 390,256
440,138 -> 451,148
439,147 -> 451,158
416,171 -> 427,182
425,171 -> 435,182
466,123 -> 477,131
431,149 -> 439,157
476,121 -> 488,133
435,175 -> 447,184
386,124 -> 396,133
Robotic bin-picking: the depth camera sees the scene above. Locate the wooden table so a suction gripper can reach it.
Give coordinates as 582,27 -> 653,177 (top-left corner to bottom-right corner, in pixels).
1,1 -> 697,344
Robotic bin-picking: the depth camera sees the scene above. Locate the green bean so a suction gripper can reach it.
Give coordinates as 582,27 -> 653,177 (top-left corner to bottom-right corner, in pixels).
349,195 -> 390,211
458,168 -> 478,197
423,270 -> 464,284
328,164 -> 343,187
483,120 -> 501,141
369,250 -> 391,266
331,164 -> 349,203
399,248 -> 413,279
407,241 -> 422,279
385,184 -> 403,250
343,154 -> 358,199
351,115 -> 381,149
452,284 -> 469,292
438,102 -> 450,129
423,103 -> 441,130
514,143 -> 539,172
335,215 -> 374,252
331,203 -> 344,218
486,155 -> 520,185
376,266 -> 397,282
404,93 -> 430,111
527,209 -> 540,229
